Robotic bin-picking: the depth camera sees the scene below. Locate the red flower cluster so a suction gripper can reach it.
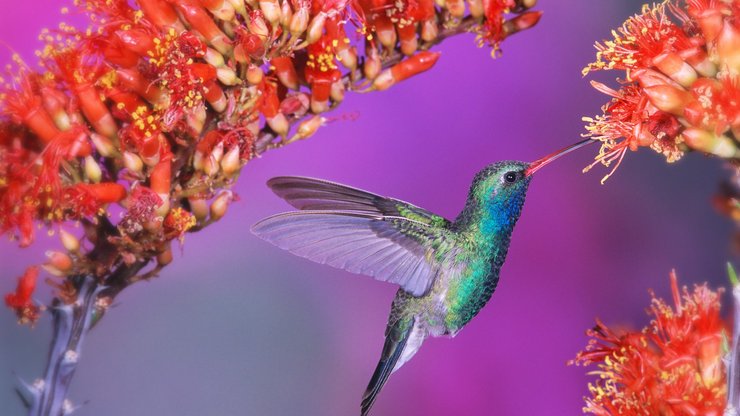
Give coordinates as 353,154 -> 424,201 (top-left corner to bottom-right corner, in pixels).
572,271 -> 727,415
582,0 -> 740,183
0,0 -> 541,323
4,266 -> 40,325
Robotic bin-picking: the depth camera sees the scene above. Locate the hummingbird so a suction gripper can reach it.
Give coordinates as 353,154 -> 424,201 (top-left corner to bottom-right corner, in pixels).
251,138 -> 592,415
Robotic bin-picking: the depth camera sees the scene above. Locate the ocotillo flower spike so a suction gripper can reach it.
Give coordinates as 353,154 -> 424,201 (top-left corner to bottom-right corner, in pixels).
0,0 -> 543,326
582,0 -> 740,184
572,271 -> 727,416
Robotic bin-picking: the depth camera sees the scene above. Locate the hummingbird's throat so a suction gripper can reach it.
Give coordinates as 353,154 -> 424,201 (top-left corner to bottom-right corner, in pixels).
525,138 -> 595,176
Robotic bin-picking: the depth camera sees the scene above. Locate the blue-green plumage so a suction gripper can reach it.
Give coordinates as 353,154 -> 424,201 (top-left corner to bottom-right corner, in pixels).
251,139 -> 591,416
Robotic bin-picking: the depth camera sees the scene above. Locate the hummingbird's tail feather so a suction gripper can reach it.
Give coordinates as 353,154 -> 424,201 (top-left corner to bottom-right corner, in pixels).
361,316 -> 417,416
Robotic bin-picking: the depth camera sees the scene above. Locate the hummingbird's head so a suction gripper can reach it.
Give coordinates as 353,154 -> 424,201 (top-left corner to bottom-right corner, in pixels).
449,161 -> 531,237
459,139 -> 594,231
465,160 -> 532,227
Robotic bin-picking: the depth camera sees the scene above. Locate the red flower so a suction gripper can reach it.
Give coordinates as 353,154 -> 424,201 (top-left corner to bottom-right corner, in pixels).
583,0 -> 740,183
572,271 -> 727,415
5,266 -> 40,325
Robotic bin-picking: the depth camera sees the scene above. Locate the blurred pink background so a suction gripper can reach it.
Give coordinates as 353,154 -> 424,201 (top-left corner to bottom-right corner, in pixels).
0,1 -> 734,415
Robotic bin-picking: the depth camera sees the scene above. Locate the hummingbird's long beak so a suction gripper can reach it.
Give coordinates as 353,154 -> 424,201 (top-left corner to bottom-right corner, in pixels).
524,138 -> 595,177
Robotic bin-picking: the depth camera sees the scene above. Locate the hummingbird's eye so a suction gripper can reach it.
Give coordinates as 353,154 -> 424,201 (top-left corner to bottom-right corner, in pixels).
504,172 -> 518,183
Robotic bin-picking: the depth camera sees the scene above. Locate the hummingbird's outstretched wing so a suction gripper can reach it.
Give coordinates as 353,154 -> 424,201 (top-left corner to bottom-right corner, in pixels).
252,178 -> 454,297
265,176 -> 450,227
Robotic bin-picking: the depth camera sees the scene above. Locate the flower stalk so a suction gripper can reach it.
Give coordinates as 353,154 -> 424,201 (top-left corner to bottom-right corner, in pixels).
727,263 -> 740,416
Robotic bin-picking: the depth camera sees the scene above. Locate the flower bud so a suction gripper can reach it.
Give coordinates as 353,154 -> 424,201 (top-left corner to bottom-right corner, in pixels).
444,0 -> 465,19
330,79 -> 345,103
280,0 -> 293,28
155,196 -> 171,218
364,48 -> 381,80
211,142 -> 224,164
247,65 -> 264,85
189,197 -> 209,221
204,48 -> 226,67
272,57 -> 299,90
247,120 -> 261,136
695,8 -> 723,44
45,251 -> 73,272
42,88 -> 72,131
280,92 -> 310,117
466,0 -> 483,19
306,13 -> 327,45
221,146 -> 241,176
682,128 -> 740,159
374,17 -> 397,49
42,264 -> 65,277
187,104 -> 208,133
681,47 -> 716,78
205,0 -> 235,21
140,136 -> 162,167
59,229 -> 80,253
228,0 -> 248,15
217,67 -> 240,86
717,20 -> 740,74
631,68 -> 677,88
290,7 -> 309,37
248,11 -> 271,40
210,191 -> 233,221
259,0 -> 281,25
267,113 -> 289,137
294,115 -> 326,140
204,143 -> 224,176
398,24 -> 418,56
337,45 -> 358,71
157,243 -> 173,266
653,52 -> 697,88
84,156 -> 102,183
123,151 -> 143,173
204,155 -> 220,177
643,85 -> 693,116
90,133 -> 117,158
421,19 -> 438,42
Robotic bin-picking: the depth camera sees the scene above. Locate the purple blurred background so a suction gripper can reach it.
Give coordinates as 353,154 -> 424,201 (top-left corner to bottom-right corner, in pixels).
0,1 -> 734,415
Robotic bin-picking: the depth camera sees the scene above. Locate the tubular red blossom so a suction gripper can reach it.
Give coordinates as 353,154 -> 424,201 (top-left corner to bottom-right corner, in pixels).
64,183 -> 127,213
479,0 -> 515,53
115,28 -> 158,57
171,0 -> 232,54
4,266 -> 40,325
2,70 -> 61,143
116,68 -> 167,104
583,0 -> 740,182
584,3 -> 693,74
150,157 -> 172,196
572,272 -> 727,415
372,51 -> 441,90
258,79 -> 282,119
271,57 -> 300,90
138,0 -> 183,29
